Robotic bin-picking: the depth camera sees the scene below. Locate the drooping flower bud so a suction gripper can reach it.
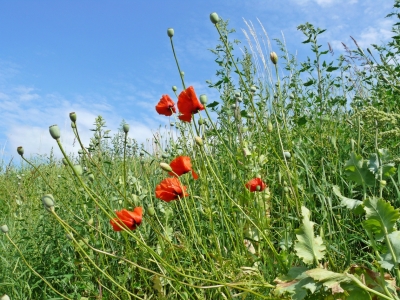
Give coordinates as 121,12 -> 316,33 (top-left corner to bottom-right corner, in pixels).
167,28 -> 174,38
1,225 -> 9,233
73,165 -> 83,176
88,173 -> 94,182
195,136 -> 203,146
198,118 -> 205,125
267,120 -> 273,133
17,146 -> 24,156
69,112 -> 77,122
172,86 -> 178,92
270,52 -> 278,65
200,94 -> 208,105
160,162 -> 173,172
49,125 -> 61,140
123,124 -> 130,134
210,12 -> 220,24
42,194 -> 55,212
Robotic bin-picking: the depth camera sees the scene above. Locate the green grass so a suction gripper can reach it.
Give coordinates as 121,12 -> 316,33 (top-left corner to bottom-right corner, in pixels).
2,2 -> 400,299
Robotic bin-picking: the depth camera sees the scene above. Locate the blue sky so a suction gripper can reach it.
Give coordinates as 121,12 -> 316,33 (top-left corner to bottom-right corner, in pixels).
0,0 -> 395,164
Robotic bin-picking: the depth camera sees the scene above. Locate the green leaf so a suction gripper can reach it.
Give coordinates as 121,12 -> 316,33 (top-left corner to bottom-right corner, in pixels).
274,267 -> 314,300
306,268 -> 351,294
379,231 -> 400,270
206,101 -> 219,108
303,79 -> 315,86
382,163 -> 396,179
332,185 -> 364,214
326,66 -> 339,72
344,152 -> 375,186
294,206 -> 326,264
363,197 -> 400,241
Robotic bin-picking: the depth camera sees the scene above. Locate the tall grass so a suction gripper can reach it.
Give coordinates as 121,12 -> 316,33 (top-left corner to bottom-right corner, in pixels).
2,2 -> 400,299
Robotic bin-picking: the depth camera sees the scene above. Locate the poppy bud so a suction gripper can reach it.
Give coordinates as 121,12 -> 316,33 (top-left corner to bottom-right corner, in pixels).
167,28 -> 174,38
147,205 -> 155,216
172,86 -> 177,92
283,151 -> 291,160
180,71 -> 184,77
200,94 -> 208,105
161,153 -> 169,159
78,150 -> 83,155
237,97 -> 243,102
1,225 -> 8,233
267,120 -> 273,133
66,232 -> 74,240
198,118 -> 205,125
195,136 -> 203,146
42,194 -> 55,212
62,158 -> 68,166
160,162 -> 173,172
73,165 -> 83,176
210,12 -> 220,24
235,92 -> 241,98
49,125 -> 60,140
0,295 -> 10,300
380,180 -> 387,187
17,146 -> 24,156
88,173 -> 94,182
69,112 -> 77,122
123,124 -> 130,134
270,52 -> 278,65
140,151 -> 145,156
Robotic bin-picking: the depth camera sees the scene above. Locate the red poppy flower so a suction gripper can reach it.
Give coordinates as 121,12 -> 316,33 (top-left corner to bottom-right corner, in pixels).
169,156 -> 199,180
155,177 -> 188,202
156,95 -> 176,116
110,207 -> 143,231
245,178 -> 267,192
177,86 -> 204,122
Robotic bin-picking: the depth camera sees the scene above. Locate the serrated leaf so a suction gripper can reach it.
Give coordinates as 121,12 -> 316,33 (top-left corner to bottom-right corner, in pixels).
379,231 -> 400,271
306,268 -> 350,294
332,185 -> 363,214
344,152 -> 375,186
363,197 -> 400,241
294,206 -> 326,264
382,163 -> 396,179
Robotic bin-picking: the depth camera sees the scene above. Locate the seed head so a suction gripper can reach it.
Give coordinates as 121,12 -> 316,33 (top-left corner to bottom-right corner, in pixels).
210,12 -> 220,24
123,124 -> 130,134
62,158 -> 68,166
172,86 -> 177,92
270,52 -> 278,65
69,112 -> 77,122
167,28 -> 174,38
49,125 -> 61,140
73,165 -> 83,176
200,94 -> 208,105
17,146 -> 24,156
1,225 -> 9,234
250,86 -> 257,93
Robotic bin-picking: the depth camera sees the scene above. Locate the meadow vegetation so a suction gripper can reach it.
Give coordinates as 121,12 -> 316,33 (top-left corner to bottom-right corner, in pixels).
2,1 -> 400,299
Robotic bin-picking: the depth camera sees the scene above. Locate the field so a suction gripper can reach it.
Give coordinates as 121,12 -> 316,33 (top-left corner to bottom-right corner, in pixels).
2,3 -> 400,299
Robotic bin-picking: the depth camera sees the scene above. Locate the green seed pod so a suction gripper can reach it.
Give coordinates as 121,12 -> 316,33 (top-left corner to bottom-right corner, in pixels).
140,151 -> 145,157
73,165 -> 83,176
66,232 -> 74,240
283,186 -> 289,193
180,71 -> 184,77
1,225 -> 9,233
234,91 -> 241,98
123,124 -> 130,134
78,149 -> 83,155
380,180 -> 387,187
200,94 -> 208,105
160,162 -> 172,172
49,125 -> 61,140
198,118 -> 205,125
42,194 -> 55,212
0,294 -> 10,300
250,86 -> 257,93
147,205 -> 155,216
69,112 -> 77,122
270,52 -> 278,65
87,218 -> 94,226
17,146 -> 24,156
267,120 -> 273,133
167,28 -> 174,38
62,158 -> 68,166
172,86 -> 177,92
195,136 -> 203,146
161,153 -> 169,159
210,12 -> 220,24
